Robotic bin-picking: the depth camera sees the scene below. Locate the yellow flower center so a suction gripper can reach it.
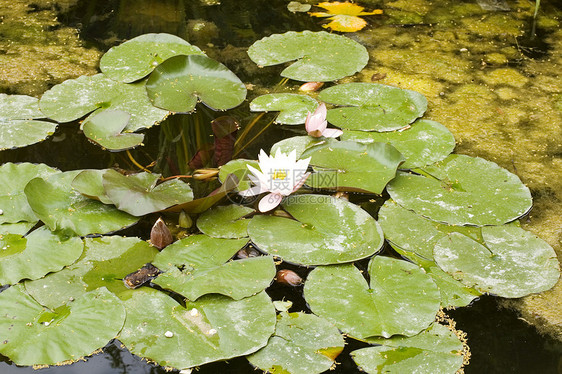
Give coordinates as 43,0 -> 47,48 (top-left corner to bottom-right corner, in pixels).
272,169 -> 288,180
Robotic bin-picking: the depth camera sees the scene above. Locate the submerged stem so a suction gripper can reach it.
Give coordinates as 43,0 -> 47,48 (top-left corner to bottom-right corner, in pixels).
126,150 -> 152,173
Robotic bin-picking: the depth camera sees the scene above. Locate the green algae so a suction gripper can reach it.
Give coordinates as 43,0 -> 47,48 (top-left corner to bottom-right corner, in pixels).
0,0 -> 101,96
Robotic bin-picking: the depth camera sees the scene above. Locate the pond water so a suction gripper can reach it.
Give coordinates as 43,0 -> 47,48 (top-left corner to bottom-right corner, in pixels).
0,0 -> 561,372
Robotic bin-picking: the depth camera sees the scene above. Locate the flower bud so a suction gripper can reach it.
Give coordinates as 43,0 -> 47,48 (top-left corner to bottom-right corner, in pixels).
299,82 -> 324,92
150,217 -> 173,250
179,210 -> 192,229
237,247 -> 260,259
193,168 -> 219,180
276,269 -> 303,286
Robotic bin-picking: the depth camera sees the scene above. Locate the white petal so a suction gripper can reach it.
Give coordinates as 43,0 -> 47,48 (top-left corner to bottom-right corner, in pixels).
295,156 -> 311,171
258,193 -> 283,212
321,128 -> 343,138
247,164 -> 269,186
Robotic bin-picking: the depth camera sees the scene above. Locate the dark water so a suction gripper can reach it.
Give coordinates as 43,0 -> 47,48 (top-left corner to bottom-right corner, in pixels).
1,0 -> 561,373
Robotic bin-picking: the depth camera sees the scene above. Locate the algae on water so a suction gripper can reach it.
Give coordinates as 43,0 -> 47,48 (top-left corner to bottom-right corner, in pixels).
0,0 -> 101,96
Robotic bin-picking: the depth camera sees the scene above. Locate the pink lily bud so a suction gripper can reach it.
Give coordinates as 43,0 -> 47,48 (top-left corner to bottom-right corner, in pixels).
305,103 -> 328,137
299,82 -> 324,92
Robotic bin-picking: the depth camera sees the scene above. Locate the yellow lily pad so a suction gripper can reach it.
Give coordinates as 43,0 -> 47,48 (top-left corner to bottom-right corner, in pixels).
310,2 -> 383,32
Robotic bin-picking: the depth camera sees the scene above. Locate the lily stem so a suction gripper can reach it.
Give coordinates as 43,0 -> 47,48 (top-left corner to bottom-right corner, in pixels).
126,150 -> 152,173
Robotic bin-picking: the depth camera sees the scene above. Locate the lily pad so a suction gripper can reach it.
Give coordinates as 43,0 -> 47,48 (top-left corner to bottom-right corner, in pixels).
378,201 -> 481,307
119,288 -> 276,369
0,222 -> 35,236
341,119 -> 455,169
39,74 -> 169,131
102,170 -> 193,216
71,169 -> 113,204
0,162 -> 59,224
247,312 -> 345,374
0,285 -> 125,366
378,200 -> 481,261
247,31 -> 368,82
100,33 -> 205,83
24,170 -> 139,236
145,54 -> 247,112
318,83 -> 427,131
302,140 -> 405,194
304,256 -> 441,339
25,236 -> 159,309
218,159 -> 260,192
434,225 -> 560,298
387,154 -> 533,225
247,194 -> 383,265
196,204 -> 255,239
163,174 -> 239,214
82,110 -> 144,151
0,227 -> 83,285
310,2 -> 383,33
423,264 -> 481,309
152,235 -> 273,300
353,324 -> 464,374
0,94 -> 58,150
250,94 -> 318,124
270,136 -> 324,159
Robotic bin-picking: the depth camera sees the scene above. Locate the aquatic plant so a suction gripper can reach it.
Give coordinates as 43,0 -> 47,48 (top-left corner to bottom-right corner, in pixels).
0,31 -> 559,374
309,2 -> 383,32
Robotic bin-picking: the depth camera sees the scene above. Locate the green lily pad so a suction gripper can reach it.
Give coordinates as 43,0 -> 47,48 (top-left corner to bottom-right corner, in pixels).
71,169 -> 113,204
0,227 -> 83,285
146,55 -> 247,112
100,33 -> 205,83
423,265 -> 481,308
102,169 -> 193,216
119,288 -> 276,369
302,140 -> 405,194
218,159 -> 260,192
387,154 -> 533,225
378,201 -> 482,307
154,256 -> 274,301
247,312 -> 345,374
304,256 -> 441,339
250,94 -> 318,124
82,110 -> 144,151
270,136 -> 324,159
0,162 -> 59,224
247,31 -> 368,82
25,236 -> 159,309
247,194 -> 383,266
0,222 -> 35,236
0,93 -> 44,118
24,170 -> 139,236
0,94 -> 58,150
152,235 -> 273,300
434,226 -> 560,298
197,205 -> 255,239
318,83 -> 428,131
39,74 -> 169,131
0,285 -> 125,366
354,324 -> 464,374
378,200 -> 481,261
163,174 -> 239,214
341,119 -> 455,169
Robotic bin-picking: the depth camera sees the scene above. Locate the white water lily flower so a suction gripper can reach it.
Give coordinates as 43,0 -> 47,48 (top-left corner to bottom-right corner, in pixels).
239,149 -> 311,212
305,102 -> 343,138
